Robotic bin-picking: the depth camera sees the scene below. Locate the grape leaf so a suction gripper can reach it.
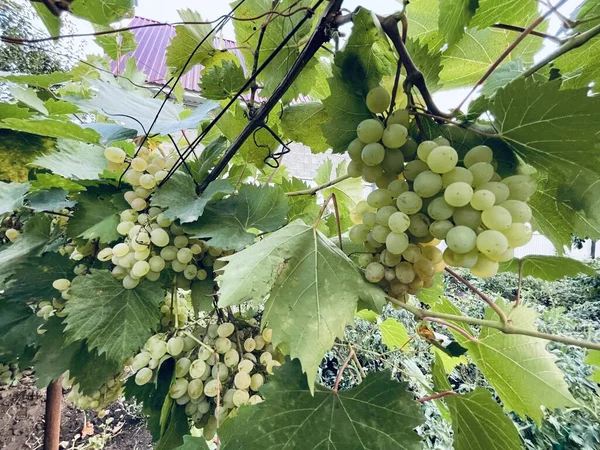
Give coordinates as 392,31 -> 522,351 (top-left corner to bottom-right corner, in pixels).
31,2 -> 61,37
438,0 -> 478,46
94,26 -> 137,60
321,66 -> 372,153
166,9 -> 216,76
0,117 -> 100,142
335,7 -> 396,91
82,123 -> 138,146
280,102 -> 330,153
0,130 -> 54,182
0,104 -> 32,121
70,0 -> 135,25
8,84 -> 48,114
183,184 -> 289,251
219,359 -> 423,449
0,181 -> 30,214
64,270 -> 163,365
356,309 -> 379,323
151,173 -> 233,224
43,99 -> 80,115
217,220 -> 385,388
26,188 -> 75,212
190,278 -> 215,313
0,300 -> 41,357
174,436 -> 210,450
379,318 -> 410,351
482,59 -> 526,97
405,38 -> 442,92
554,34 -> 600,89
281,177 -> 322,225
406,0 -> 445,51
433,347 -> 468,374
464,300 -> 577,424
416,272 -> 445,305
188,136 -> 227,184
585,350 -> 600,383
445,388 -> 523,450
30,173 -> 84,193
499,255 -> 595,280
316,159 -> 363,222
471,0 -> 540,29
31,139 -> 107,181
66,188 -> 122,243
155,405 -> 189,450
0,72 -> 73,89
200,61 -> 246,100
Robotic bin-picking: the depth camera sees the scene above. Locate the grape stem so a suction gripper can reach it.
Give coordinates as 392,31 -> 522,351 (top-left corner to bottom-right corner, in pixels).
515,258 -> 523,308
423,317 -> 481,344
313,193 -> 343,250
417,391 -> 456,403
350,348 -> 366,379
333,348 -> 355,392
388,297 -> 600,351
445,267 -> 508,324
285,173 -> 351,196
184,331 -> 215,353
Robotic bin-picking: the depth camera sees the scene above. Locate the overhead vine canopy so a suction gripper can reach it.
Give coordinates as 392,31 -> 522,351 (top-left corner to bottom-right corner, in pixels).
1,0 -> 600,449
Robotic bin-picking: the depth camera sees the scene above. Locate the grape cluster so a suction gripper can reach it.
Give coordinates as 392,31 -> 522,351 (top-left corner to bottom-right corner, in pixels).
130,321 -> 277,440
100,146 -> 230,290
64,373 -> 124,418
348,86 -> 537,297
0,362 -> 23,387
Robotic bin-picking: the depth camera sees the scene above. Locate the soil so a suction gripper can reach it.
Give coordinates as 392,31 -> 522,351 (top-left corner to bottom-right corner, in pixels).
0,376 -> 153,450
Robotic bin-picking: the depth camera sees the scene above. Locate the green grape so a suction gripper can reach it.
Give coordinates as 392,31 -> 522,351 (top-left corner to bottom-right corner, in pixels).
131,261 -> 150,278
362,164 -> 384,182
116,221 -> 134,236
366,86 -> 391,113
131,157 -> 147,172
160,246 -> 177,261
408,213 -> 431,237
365,262 -> 385,282
381,148 -> 405,174
189,359 -> 207,379
416,141 -> 438,162
443,248 -> 458,266
399,137 -> 418,160
348,161 -> 363,178
260,352 -> 273,365
414,258 -> 435,279
174,235 -> 189,248
135,367 -> 153,386
477,182 -> 509,204
503,223 -> 532,247
363,212 -> 377,228
444,182 -> 473,207
468,162 -> 494,187
433,136 -> 451,146
148,256 -> 166,273
357,119 -> 384,144
500,200 -> 532,223
476,230 -> 509,257
452,205 -> 482,229
366,232 -> 383,250
347,138 -> 366,161
427,197 -> 454,221
169,378 -> 189,399
502,175 -> 537,201
388,211 -> 410,233
470,190 -> 496,210
442,167 -> 474,188
104,146 -> 126,164
384,267 -> 396,281
446,226 -> 477,254
463,145 -> 493,168
396,192 -> 422,214
387,109 -> 409,127
421,246 -> 443,263
357,253 -> 374,267
212,362 -> 229,380
372,225 -> 391,243
355,200 -> 372,216
177,248 -> 193,264
217,322 -> 235,338
453,249 -> 479,268
167,337 -> 184,356
361,143 -> 385,166
214,337 -> 232,354
427,146 -> 458,174
367,189 -> 393,208
149,339 -> 167,359
382,124 -> 408,148
377,206 -> 398,225
389,280 -> 408,295
350,224 -> 370,244
470,254 -> 499,278
238,359 -> 254,373
120,209 -> 138,223
381,249 -> 402,267
132,351 -> 152,371
250,373 -> 264,391
150,228 -> 169,247
395,261 -> 415,283
375,172 -> 398,189
234,371 -> 252,390
233,389 -> 250,407
385,232 -> 409,255
175,358 -> 191,377
204,379 -> 221,397
122,275 -> 140,290
413,171 -> 443,198
188,379 -> 204,399
488,247 -> 514,263
403,160 -> 429,181
243,338 -> 256,352
402,244 -> 422,262
267,360 -> 282,375
481,205 -> 512,230
388,179 -> 409,197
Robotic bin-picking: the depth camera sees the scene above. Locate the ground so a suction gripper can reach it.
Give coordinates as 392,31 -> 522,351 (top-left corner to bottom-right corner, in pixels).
0,376 -> 153,450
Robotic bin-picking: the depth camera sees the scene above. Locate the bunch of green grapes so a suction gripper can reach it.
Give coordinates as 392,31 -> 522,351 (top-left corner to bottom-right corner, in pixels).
34,277 -> 72,322
0,362 -> 23,387
130,322 -> 278,440
64,373 -> 124,418
160,291 -> 195,329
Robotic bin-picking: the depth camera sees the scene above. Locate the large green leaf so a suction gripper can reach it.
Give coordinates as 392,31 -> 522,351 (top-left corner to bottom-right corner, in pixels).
438,0 -> 478,46
446,388 -> 523,450
174,436 -> 210,450
8,84 -> 48,114
471,0 -> 540,28
406,0 -> 444,50
499,255 -> 596,280
0,72 -> 73,89
464,300 -> 577,424
64,270 -> 163,365
554,36 -> 600,89
31,139 -> 107,181
280,102 -> 330,153
26,188 -> 76,212
166,9 -> 215,76
0,130 -> 54,182
199,60 -> 246,100
316,159 -> 363,223
482,59 -> 527,97
0,117 -> 100,142
31,3 -> 61,37
188,136 -> 227,184
66,188 -> 122,243
0,300 -> 41,357
281,177 -> 322,225
151,172 -> 233,223
405,38 -> 443,92
379,318 -> 410,351
94,26 -> 137,60
219,359 -> 424,449
0,181 -> 29,214
155,405 -> 189,450
217,220 -> 385,388
183,184 -> 289,250
70,0 -> 135,25
585,349 -> 600,383
190,278 -> 215,314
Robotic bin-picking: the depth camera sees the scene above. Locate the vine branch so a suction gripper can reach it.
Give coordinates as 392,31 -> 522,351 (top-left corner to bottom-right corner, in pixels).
417,391 -> 456,403
424,317 -> 481,343
388,297 -> 600,351
492,23 -> 563,43
333,348 -> 355,391
285,173 -> 350,196
445,267 -> 508,324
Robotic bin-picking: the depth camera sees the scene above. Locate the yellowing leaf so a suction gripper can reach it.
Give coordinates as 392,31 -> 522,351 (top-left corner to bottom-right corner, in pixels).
379,318 -> 411,351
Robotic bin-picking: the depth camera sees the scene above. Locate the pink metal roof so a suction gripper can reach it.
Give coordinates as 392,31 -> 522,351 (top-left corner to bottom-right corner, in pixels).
110,16 -> 245,92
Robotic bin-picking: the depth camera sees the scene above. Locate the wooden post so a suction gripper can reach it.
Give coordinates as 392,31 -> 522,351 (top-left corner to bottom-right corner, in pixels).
44,377 -> 62,450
